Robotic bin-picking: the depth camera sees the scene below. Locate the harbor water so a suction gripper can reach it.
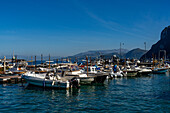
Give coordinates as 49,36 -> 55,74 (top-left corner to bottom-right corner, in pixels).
0,73 -> 169,112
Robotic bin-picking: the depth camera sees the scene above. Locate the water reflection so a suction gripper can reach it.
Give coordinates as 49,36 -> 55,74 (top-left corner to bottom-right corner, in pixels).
165,71 -> 169,76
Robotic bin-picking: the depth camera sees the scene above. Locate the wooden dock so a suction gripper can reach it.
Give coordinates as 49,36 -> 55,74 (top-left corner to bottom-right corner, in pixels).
0,75 -> 23,83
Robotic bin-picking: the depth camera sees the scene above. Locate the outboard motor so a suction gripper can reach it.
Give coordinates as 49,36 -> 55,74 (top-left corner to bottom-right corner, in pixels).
70,77 -> 80,89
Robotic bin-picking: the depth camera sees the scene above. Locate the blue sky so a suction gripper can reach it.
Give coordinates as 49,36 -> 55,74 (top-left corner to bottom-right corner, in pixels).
0,0 -> 170,57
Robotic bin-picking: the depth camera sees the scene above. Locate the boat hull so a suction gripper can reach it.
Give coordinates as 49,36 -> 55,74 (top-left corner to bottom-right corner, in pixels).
152,68 -> 168,74
137,71 -> 152,76
79,77 -> 94,84
123,70 -> 138,77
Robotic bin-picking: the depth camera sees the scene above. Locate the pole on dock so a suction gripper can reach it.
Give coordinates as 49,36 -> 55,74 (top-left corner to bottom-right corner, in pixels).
152,53 -> 154,69
4,56 -> 6,73
162,56 -> 164,66
31,56 -> 33,66
120,42 -> 121,59
144,42 -> 146,62
75,57 -> 78,64
56,59 -> 58,67
56,59 -> 58,74
12,53 -> 14,66
16,55 -> 17,66
49,54 -> 50,68
61,58 -> 63,72
69,58 -> 71,63
86,56 -> 88,76
41,54 -> 43,64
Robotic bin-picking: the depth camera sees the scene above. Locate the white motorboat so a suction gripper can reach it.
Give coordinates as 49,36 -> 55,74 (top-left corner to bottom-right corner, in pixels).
22,71 -> 80,89
65,65 -> 95,85
83,66 -> 108,83
66,65 -> 107,84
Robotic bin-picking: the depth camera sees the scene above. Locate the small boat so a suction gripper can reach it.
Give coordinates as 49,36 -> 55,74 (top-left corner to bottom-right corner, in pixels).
66,65 -> 107,84
22,71 -> 80,89
122,66 -> 138,77
123,69 -> 138,77
83,66 -> 108,84
152,68 -> 168,74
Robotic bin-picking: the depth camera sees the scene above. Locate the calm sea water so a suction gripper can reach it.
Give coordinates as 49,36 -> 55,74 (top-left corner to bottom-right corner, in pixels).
0,73 -> 169,113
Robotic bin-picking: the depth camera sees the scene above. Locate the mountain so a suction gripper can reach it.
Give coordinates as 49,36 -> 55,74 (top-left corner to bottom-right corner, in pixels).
141,26 -> 170,60
125,48 -> 147,59
68,49 -> 129,60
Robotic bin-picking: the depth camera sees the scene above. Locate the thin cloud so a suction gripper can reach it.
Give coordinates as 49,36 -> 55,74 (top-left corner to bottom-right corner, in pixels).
86,10 -> 155,41
73,0 -> 155,41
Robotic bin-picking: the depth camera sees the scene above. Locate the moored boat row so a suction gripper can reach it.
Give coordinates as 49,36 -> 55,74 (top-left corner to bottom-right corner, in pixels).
0,55 -> 169,89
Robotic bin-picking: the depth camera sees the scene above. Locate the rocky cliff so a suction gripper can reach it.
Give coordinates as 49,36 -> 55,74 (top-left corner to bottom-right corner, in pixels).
141,26 -> 170,60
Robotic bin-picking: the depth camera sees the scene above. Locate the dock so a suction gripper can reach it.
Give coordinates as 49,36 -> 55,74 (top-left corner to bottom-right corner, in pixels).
0,75 -> 23,83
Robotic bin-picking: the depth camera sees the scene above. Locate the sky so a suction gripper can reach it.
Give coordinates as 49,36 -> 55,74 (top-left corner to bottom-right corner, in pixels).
0,0 -> 170,57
